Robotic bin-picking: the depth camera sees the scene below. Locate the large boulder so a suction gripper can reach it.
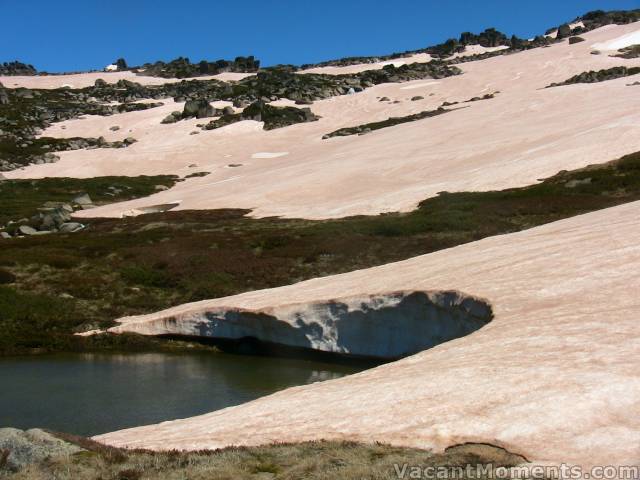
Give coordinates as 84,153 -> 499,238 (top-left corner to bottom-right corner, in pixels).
17,225 -> 38,236
557,24 -> 572,39
0,85 -> 9,105
182,99 -> 215,119
59,222 -> 84,233
161,111 -> 182,124
72,194 -> 93,207
36,203 -> 72,231
0,428 -> 84,472
115,58 -> 128,70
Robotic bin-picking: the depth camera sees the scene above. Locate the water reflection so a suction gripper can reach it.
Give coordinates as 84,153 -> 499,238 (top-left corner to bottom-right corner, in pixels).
0,352 -> 362,436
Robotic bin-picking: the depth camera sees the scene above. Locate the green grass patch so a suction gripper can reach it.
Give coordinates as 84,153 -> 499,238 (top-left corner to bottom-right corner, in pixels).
0,175 -> 177,225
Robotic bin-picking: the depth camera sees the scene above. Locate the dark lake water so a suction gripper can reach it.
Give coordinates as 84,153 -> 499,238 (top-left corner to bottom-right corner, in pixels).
0,352 -> 363,437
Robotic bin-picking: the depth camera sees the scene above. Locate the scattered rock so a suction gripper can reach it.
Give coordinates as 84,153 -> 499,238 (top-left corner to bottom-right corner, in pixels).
161,111 -> 182,124
233,98 -> 250,108
26,203 -> 74,232
565,178 -> 592,188
17,225 -> 38,236
569,36 -> 586,45
411,96 -> 424,101
72,193 -> 93,206
0,86 -> 9,105
109,125 -> 120,131
58,222 -> 84,233
612,44 -> 640,59
0,232 -> 11,239
154,185 -> 170,191
43,152 -> 60,163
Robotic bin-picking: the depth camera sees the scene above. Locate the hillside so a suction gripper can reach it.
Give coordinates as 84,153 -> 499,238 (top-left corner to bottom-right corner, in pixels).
1,8 -> 640,476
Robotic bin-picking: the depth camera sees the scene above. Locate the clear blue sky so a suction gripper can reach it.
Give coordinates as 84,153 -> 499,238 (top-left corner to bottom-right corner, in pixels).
1,0 -> 638,73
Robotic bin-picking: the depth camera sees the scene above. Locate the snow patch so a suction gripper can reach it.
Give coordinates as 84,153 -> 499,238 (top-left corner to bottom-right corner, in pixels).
252,152 -> 290,159
592,29 -> 640,51
400,81 -> 440,90
107,291 -> 493,360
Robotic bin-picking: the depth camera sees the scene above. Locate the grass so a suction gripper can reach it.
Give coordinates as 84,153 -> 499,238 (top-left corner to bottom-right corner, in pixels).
1,151 -> 640,355
0,175 -> 177,225
6,435 -> 529,480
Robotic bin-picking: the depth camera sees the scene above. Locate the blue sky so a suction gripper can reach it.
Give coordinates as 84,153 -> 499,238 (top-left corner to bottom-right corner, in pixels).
1,0 -> 638,72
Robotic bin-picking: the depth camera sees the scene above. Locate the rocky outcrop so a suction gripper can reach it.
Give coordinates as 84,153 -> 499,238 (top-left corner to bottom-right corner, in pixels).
556,24 -> 572,39
430,28 -> 511,58
0,61 -> 37,76
224,61 -> 462,106
300,7 -> 631,69
323,106 -> 451,139
578,9 -> 640,31
0,83 -> 159,170
0,428 -> 83,473
1,197 -> 92,238
115,58 -> 128,70
109,291 -> 492,360
203,100 -> 319,131
0,135 -> 138,172
547,66 -> 640,87
613,44 -> 640,59
137,56 -> 260,79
